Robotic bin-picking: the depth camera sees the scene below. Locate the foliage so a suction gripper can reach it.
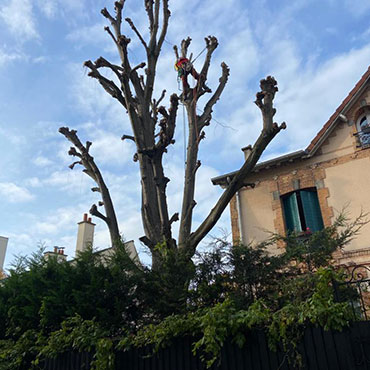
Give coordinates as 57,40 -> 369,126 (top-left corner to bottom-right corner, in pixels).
0,213 -> 365,369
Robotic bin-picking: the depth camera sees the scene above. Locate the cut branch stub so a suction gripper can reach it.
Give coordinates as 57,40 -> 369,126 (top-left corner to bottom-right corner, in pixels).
181,37 -> 191,58
255,76 -> 278,132
90,203 -> 107,223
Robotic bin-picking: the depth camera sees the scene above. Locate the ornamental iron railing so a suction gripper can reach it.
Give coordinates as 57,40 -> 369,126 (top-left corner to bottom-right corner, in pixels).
354,130 -> 370,149
333,264 -> 370,320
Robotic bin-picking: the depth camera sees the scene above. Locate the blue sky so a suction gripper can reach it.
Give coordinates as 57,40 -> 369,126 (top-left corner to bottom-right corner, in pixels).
1,0 -> 370,269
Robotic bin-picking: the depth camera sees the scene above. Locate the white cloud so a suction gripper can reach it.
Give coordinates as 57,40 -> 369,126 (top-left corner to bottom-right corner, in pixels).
0,48 -> 23,66
33,156 -> 54,167
66,22 -> 114,52
0,0 -> 39,41
0,182 -> 34,203
24,177 -> 42,187
44,170 -> 93,194
36,0 -> 57,18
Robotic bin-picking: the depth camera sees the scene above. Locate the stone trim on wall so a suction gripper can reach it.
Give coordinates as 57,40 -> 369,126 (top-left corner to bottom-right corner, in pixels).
230,195 -> 240,245
333,247 -> 370,266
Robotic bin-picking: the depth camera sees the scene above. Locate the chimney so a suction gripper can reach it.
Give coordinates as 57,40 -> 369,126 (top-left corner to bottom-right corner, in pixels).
241,145 -> 252,161
43,246 -> 67,262
76,213 -> 95,254
0,236 -> 8,271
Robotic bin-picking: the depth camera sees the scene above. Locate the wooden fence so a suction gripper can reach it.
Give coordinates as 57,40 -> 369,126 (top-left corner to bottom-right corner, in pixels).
42,321 -> 370,370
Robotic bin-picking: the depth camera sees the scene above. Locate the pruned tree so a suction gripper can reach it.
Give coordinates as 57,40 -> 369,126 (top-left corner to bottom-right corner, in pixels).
59,0 -> 286,270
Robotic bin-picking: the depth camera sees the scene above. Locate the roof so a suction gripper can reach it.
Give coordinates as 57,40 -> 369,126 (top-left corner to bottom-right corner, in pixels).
212,65 -> 370,187
212,150 -> 306,186
306,65 -> 370,154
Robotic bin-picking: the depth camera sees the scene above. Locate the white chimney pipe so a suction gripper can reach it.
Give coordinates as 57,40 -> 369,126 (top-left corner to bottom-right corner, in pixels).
0,236 -> 9,271
76,214 -> 95,254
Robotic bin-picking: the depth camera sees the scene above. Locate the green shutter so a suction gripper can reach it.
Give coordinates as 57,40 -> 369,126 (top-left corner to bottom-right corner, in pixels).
283,193 -> 302,232
300,190 -> 324,232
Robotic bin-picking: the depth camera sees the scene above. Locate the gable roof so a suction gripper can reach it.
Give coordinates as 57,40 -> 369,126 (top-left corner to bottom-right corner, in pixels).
306,65 -> 370,155
212,65 -> 370,187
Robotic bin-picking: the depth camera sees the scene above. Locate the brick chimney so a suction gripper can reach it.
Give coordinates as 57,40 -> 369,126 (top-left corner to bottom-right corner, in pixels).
0,236 -> 8,271
76,213 -> 95,254
43,246 -> 67,262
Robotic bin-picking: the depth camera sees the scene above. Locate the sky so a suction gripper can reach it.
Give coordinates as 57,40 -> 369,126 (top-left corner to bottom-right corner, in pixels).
1,0 -> 370,269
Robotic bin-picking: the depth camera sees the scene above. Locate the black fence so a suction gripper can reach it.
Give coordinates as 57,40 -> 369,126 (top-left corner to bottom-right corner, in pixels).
333,264 -> 370,320
43,321 -> 370,370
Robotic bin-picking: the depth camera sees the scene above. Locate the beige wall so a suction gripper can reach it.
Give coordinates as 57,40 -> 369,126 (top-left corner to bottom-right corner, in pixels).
238,183 -> 275,246
325,157 -> 370,250
317,122 -> 356,162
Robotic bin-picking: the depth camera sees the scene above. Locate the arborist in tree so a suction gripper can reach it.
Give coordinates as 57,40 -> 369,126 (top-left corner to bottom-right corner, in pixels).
175,57 -> 200,91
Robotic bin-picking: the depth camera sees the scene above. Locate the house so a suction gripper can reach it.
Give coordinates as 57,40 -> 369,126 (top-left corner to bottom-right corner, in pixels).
212,66 -> 370,266
44,213 -> 138,263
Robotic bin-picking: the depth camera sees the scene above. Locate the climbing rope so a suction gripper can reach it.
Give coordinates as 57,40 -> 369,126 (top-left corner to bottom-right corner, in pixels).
182,102 -> 186,168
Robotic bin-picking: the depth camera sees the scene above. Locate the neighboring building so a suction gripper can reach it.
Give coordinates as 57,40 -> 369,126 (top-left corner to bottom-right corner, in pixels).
44,213 -> 138,263
212,66 -> 370,266
0,236 -> 8,273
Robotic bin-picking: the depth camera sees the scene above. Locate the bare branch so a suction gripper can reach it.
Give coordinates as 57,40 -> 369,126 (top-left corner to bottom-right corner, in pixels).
181,37 -> 191,58
90,203 -> 108,223
104,26 -> 118,44
157,105 -> 168,119
86,141 -> 92,153
101,0 -> 124,37
156,89 -> 166,107
68,146 -> 82,158
157,0 -> 170,52
91,187 -> 101,193
155,93 -> 179,150
132,62 -> 146,74
145,0 -> 154,31
173,45 -> 179,60
139,235 -> 155,249
69,161 -> 82,170
125,17 -> 148,50
121,134 -> 135,142
199,36 -> 218,78
114,1 -> 124,32
59,126 -> 121,247
169,212 -> 179,225
185,78 -> 286,254
94,56 -> 123,80
101,7 -> 116,25
199,62 -> 230,129
84,60 -> 127,108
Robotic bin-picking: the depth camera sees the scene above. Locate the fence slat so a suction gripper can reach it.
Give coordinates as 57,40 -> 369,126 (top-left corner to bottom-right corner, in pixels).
321,329 -> 341,370
42,323 -> 370,370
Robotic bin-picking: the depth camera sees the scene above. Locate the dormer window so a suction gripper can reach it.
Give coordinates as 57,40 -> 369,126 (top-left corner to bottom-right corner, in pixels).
359,115 -> 369,132
355,108 -> 370,148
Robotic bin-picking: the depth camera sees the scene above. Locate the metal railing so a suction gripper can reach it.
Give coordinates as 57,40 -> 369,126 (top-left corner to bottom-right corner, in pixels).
333,264 -> 370,320
354,131 -> 370,148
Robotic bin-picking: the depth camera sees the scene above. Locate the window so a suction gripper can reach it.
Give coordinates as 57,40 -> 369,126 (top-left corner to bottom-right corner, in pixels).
359,116 -> 369,130
355,111 -> 370,148
282,188 -> 324,233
